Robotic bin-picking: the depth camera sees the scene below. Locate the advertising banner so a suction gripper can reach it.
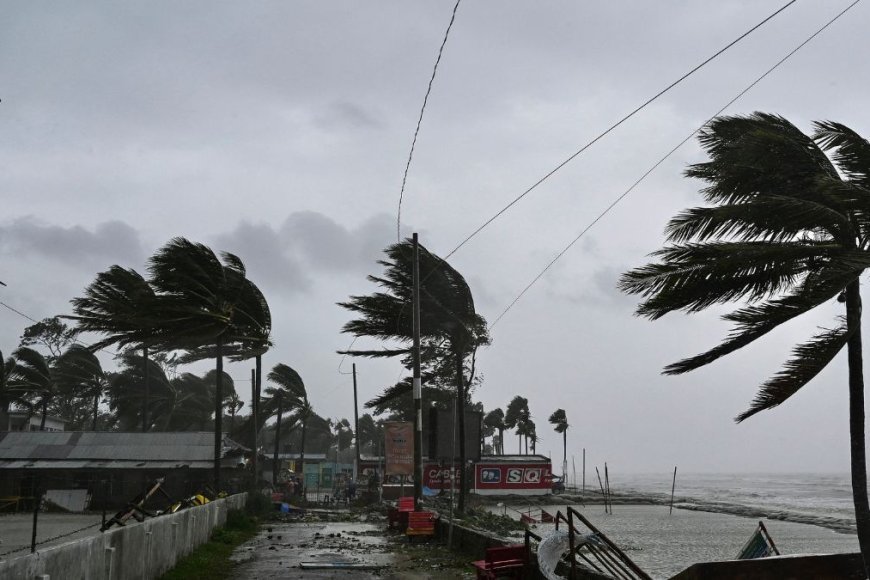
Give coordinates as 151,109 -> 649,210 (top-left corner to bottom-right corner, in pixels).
384,421 -> 414,475
475,461 -> 552,495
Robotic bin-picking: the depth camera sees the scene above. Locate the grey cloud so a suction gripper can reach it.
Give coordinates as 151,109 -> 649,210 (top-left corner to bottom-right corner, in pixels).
281,211 -> 393,273
215,212 -> 394,291
213,221 -> 312,293
313,102 -> 384,131
0,218 -> 144,268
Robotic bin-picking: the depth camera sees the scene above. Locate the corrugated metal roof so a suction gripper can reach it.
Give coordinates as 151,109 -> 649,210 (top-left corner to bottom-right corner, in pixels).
0,459 -> 216,469
0,432 -> 247,463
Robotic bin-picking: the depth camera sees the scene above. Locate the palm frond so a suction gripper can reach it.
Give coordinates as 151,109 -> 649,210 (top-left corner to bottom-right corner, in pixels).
620,241 -> 838,319
736,320 -> 851,422
814,121 -> 870,189
664,264 -> 861,374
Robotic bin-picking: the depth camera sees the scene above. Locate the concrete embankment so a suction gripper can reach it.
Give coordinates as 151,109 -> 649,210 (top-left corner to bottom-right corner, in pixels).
0,493 -> 247,580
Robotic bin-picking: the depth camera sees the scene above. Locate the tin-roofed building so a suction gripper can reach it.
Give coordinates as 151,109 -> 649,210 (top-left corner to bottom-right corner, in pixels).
0,431 -> 249,511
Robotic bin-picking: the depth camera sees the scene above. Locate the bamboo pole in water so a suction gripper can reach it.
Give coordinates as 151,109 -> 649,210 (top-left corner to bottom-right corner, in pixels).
670,466 -> 677,515
595,467 -> 608,513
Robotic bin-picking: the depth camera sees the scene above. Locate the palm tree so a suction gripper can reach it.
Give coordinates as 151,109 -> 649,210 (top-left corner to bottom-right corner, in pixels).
0,351 -> 26,430
549,409 -> 569,477
12,347 -> 56,430
357,413 -> 381,455
619,113 -> 870,573
68,266 -> 159,431
484,408 -> 506,455
504,396 -> 529,454
339,239 -> 490,512
266,364 -> 307,486
148,238 -> 259,489
54,345 -> 107,430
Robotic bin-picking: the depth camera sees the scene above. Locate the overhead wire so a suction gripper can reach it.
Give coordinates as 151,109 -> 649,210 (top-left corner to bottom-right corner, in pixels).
396,0 -> 463,242
488,0 -> 862,329
441,0 -> 798,262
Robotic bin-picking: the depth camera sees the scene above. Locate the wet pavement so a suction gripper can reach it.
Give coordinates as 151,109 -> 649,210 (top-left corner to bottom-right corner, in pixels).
230,519 -> 474,579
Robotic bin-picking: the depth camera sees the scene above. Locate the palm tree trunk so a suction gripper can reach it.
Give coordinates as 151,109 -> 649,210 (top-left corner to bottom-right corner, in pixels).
214,338 -> 224,490
498,427 -> 504,454
846,279 -> 870,577
273,396 -> 282,487
254,354 -> 262,485
456,350 -> 467,514
40,400 -> 48,431
142,346 -> 149,432
300,409 -> 308,497
93,392 -> 99,431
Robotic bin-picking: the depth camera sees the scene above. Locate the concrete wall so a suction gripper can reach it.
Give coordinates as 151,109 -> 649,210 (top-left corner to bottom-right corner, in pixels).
0,493 -> 247,580
669,552 -> 865,580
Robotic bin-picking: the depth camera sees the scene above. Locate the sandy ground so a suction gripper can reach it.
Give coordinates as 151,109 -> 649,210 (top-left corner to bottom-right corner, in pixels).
230,517 -> 476,579
0,513 -> 110,558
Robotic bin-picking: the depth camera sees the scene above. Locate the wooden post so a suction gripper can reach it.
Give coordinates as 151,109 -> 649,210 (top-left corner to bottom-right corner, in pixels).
670,466 -> 677,515
595,467 -> 608,513
604,462 -> 612,513
31,481 -> 42,553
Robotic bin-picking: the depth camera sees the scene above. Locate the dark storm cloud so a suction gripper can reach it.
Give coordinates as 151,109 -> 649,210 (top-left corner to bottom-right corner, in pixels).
0,218 -> 144,268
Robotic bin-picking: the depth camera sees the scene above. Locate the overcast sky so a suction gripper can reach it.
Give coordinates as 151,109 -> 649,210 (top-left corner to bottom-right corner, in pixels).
2,1 -> 868,474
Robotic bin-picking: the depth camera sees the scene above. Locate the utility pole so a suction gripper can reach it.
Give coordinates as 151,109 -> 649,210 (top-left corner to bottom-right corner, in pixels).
353,363 -> 360,482
251,368 -> 257,488
412,233 -> 423,509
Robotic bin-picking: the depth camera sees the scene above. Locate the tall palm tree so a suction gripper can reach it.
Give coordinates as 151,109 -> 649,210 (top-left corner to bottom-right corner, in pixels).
339,239 -> 490,512
54,345 -> 107,430
504,396 -> 529,454
0,351 -> 26,431
148,238 -> 257,489
619,113 -> 870,574
549,409 -> 569,477
484,408 -> 506,455
68,266 -> 159,431
266,364 -> 307,486
12,347 -> 56,430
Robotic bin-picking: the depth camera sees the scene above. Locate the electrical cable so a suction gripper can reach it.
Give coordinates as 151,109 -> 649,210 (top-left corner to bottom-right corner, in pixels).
488,0 -> 862,330
397,0 -> 463,242
442,0 -> 798,262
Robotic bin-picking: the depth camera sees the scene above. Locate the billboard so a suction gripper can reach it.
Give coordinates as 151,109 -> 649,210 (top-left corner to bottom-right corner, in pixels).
384,421 -> 414,475
427,409 -> 482,461
474,461 -> 553,495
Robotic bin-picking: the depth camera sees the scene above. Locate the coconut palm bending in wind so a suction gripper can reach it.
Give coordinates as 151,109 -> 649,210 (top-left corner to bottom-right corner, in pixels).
619,113 -> 870,575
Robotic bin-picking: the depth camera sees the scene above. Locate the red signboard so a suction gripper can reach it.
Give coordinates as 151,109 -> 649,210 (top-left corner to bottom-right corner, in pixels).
384,422 -> 414,475
474,461 -> 552,495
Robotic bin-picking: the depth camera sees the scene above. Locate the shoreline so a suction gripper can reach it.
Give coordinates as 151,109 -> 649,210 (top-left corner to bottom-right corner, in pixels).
473,489 -> 858,535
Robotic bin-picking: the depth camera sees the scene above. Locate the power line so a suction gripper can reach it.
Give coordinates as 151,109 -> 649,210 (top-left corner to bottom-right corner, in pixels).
396,0 -> 463,242
0,300 -> 39,323
442,0 -> 798,262
489,0 -> 862,330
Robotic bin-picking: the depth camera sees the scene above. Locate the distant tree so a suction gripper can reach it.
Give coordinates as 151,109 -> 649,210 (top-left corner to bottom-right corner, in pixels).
68,266 -> 160,431
0,351 -> 26,430
266,364 -> 307,486
504,396 -> 530,454
484,408 -> 506,455
19,316 -> 79,361
549,409 -> 569,476
54,345 -> 108,430
619,113 -> 870,574
11,347 -> 56,430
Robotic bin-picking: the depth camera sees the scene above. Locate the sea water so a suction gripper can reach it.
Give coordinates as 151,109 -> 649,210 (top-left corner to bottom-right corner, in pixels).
498,473 -> 861,579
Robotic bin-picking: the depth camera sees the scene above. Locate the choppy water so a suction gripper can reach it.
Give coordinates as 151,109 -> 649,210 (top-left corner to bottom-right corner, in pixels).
498,473 -> 861,579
